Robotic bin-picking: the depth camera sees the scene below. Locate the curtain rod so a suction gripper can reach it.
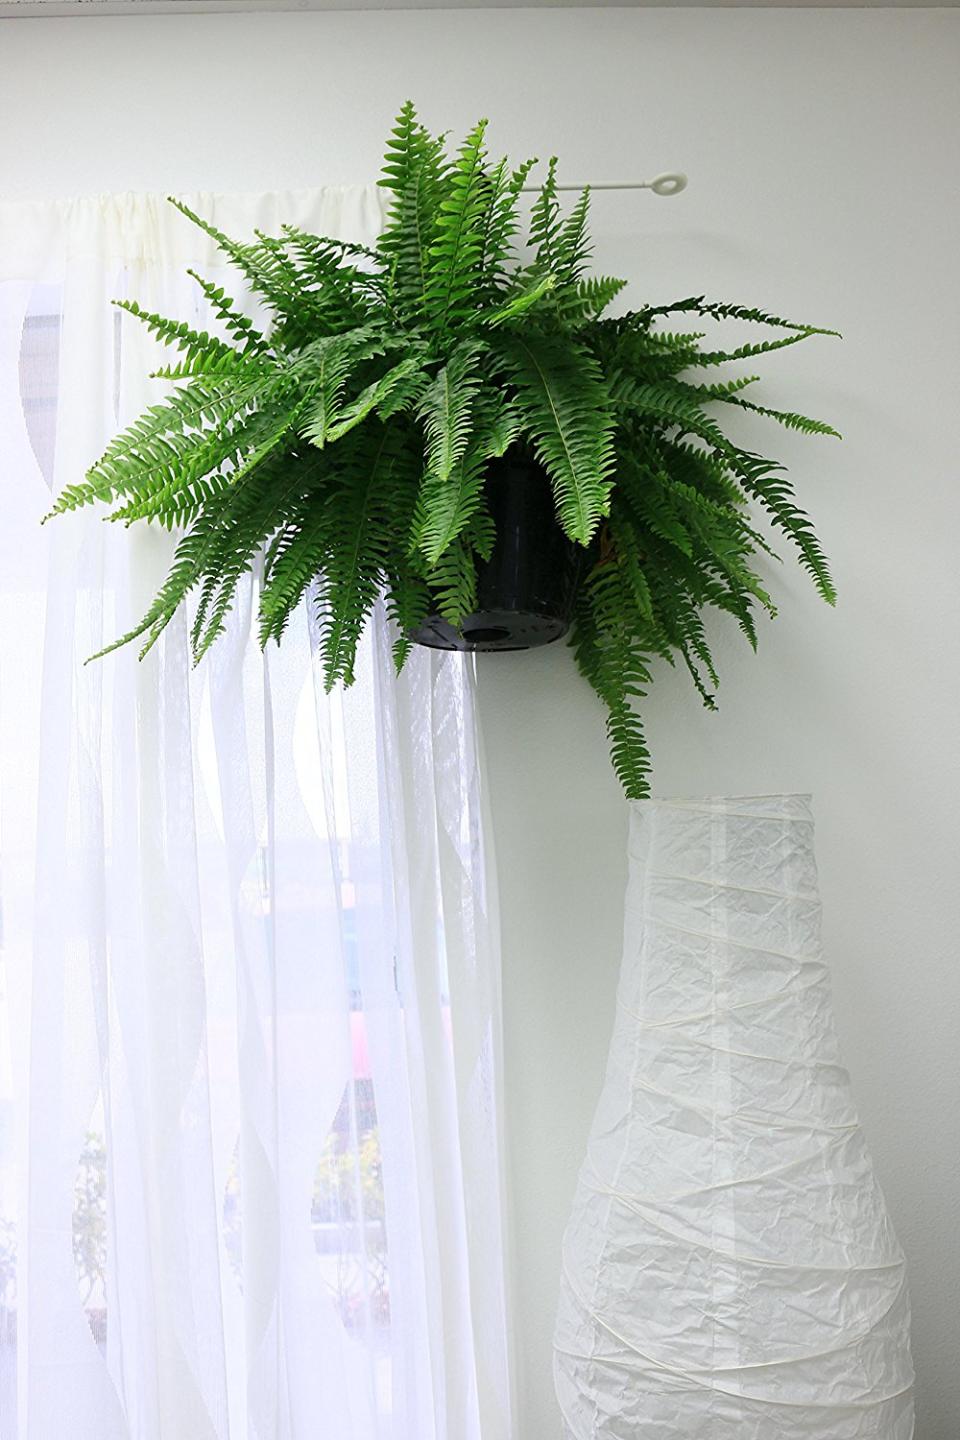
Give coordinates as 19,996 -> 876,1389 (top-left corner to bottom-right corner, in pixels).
519,174 -> 688,198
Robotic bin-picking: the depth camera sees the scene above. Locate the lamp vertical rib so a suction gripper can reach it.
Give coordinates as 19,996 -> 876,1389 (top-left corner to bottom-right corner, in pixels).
554,795 -> 914,1439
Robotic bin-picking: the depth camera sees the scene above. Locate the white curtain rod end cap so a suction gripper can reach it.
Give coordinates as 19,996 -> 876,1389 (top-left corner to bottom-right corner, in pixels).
649,172 -> 688,197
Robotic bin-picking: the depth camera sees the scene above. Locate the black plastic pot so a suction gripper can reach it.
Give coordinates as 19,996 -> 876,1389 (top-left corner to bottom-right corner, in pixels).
410,447 -> 584,653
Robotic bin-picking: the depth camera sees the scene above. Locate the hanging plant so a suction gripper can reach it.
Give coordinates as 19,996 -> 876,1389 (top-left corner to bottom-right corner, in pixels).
47,103 -> 838,798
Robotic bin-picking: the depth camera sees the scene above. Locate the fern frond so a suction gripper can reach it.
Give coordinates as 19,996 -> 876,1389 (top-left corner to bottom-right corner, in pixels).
101,391 -> 303,533
98,392 -> 289,524
377,102 -> 447,314
325,356 -> 425,443
494,333 -> 615,545
44,375 -> 262,517
690,330 -> 826,368
385,569 -> 432,671
478,155 -> 538,288
415,343 -> 482,487
721,394 -> 841,437
423,538 -> 478,625
572,558 -> 654,799
637,296 -> 839,336
276,226 -> 386,314
280,226 -> 381,267
258,493 -> 331,647
483,272 -> 556,327
610,376 -> 732,454
185,269 -> 271,356
412,344 -> 485,561
295,327 -> 387,448
552,187 -> 592,288
316,427 -> 417,687
113,298 -> 242,369
528,158 -> 561,269
425,118 -> 490,331
683,374 -> 760,402
86,456 -> 291,662
413,448 -> 488,567
605,517 -> 675,666
148,356 -> 265,381
474,389 -> 520,459
729,452 -> 837,604
257,227 -> 373,338
562,275 -> 627,325
190,450 -> 321,660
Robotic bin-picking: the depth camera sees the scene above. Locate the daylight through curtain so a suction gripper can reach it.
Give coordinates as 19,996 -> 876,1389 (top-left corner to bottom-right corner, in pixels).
0,187 -> 512,1440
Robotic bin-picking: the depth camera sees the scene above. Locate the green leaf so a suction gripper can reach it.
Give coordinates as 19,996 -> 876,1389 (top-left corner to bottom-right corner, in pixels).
325,356 -> 425,443
295,327 -> 387,448
316,428 -> 416,688
722,394 -> 842,438
494,333 -> 615,545
482,272 -> 556,327
377,102 -> 447,314
528,157 -> 561,269
478,155 -> 538,288
423,538 -> 478,626
425,118 -> 490,331
415,343 -> 482,487
113,298 -> 242,369
730,452 -> 837,605
185,269 -> 271,356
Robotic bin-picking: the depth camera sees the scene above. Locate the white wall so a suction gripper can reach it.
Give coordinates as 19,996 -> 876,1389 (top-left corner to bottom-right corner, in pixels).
2,7 -> 958,1434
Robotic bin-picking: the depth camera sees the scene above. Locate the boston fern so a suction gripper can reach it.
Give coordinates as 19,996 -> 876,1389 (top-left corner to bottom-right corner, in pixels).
48,103 -> 838,798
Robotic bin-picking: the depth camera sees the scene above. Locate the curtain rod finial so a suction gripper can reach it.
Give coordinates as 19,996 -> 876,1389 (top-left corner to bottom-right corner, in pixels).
648,172 -> 687,197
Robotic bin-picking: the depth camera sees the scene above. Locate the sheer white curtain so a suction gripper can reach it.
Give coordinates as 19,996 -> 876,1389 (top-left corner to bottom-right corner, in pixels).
0,188 -> 512,1440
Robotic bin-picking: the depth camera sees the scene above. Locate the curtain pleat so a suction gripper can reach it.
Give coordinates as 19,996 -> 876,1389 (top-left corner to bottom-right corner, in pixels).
0,186 -> 513,1440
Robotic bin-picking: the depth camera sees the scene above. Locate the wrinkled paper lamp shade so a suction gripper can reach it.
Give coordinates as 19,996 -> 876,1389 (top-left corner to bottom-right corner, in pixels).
555,796 -> 914,1439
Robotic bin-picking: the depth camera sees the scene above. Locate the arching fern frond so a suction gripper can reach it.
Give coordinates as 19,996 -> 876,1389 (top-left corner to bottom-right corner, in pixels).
113,299 -> 243,370
314,426 -> 417,688
422,537 -> 478,625
637,295 -> 839,336
44,374 -> 263,517
415,342 -> 481,489
493,332 -> 616,545
295,327 -> 389,448
721,394 -> 841,437
728,452 -> 837,605
185,270 -> 271,356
